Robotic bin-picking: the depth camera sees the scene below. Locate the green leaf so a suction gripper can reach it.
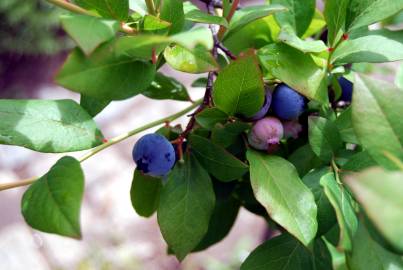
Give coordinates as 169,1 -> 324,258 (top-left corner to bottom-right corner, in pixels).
140,15 -> 171,35
193,187 -> 240,251
324,0 -> 349,46
258,44 -> 328,103
142,72 -> 190,101
0,99 -> 103,153
246,150 -> 318,246
396,62 -> 403,89
224,4 -> 287,39
191,77 -> 208,88
241,233 -> 332,270
160,0 -> 184,34
335,107 -> 359,144
347,221 -> 403,270
189,134 -> 248,182
164,45 -> 219,74
185,9 -> 228,27
302,9 -> 326,39
302,168 -> 337,236
345,0 -> 403,31
60,14 -> 119,56
341,151 -> 377,172
288,144 -> 324,177
56,42 -> 156,101
80,95 -> 110,117
271,0 -> 315,37
351,74 -> 403,166
157,153 -> 215,260
21,156 -> 84,238
211,121 -> 250,148
345,167 -> 403,252
278,25 -> 327,53
130,169 -> 162,218
75,0 -> 129,20
195,107 -> 228,129
213,53 -> 265,117
308,116 -> 343,162
332,29 -> 403,64
320,173 -> 358,251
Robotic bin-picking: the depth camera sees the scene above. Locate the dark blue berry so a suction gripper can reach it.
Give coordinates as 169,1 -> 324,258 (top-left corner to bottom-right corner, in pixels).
132,133 -> 175,177
272,84 -> 306,120
338,77 -> 353,102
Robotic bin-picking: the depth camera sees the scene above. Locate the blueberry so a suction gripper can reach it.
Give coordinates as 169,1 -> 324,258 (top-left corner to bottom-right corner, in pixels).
132,133 -> 175,177
272,84 -> 306,120
248,117 -> 284,151
247,87 -> 272,121
338,77 -> 353,102
283,120 -> 303,139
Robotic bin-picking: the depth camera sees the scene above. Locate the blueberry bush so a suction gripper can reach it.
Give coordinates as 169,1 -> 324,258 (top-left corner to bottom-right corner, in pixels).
1,0 -> 403,268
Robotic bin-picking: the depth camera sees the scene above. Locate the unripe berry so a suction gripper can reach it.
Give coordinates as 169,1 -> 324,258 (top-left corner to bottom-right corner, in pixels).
132,133 -> 175,177
272,84 -> 306,120
338,77 -> 353,102
247,87 -> 272,121
283,120 -> 303,139
248,117 -> 284,151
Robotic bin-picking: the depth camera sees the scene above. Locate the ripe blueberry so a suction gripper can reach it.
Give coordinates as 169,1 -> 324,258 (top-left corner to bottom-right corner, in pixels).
338,77 -> 353,102
272,84 -> 306,120
248,117 -> 284,151
247,87 -> 272,121
132,133 -> 175,177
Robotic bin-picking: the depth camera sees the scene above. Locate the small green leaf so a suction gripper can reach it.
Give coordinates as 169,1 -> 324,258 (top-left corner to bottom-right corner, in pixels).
75,0 -> 129,20
288,144 -> 324,177
246,150 -> 318,246
324,0 -> 349,46
159,0 -> 184,34
185,9 -> 228,27
142,72 -> 190,101
241,233 -> 332,270
60,14 -> 119,56
157,153 -> 215,260
347,221 -> 403,270
396,62 -> 403,89
0,99 -> 103,153
335,107 -> 359,144
130,169 -> 162,218
341,151 -> 377,172
332,29 -> 403,64
345,0 -> 403,31
56,42 -> 156,101
345,167 -> 403,252
302,168 -> 337,236
278,25 -> 327,53
258,44 -> 328,103
213,53 -> 265,117
352,74 -> 403,166
21,156 -> 84,238
195,107 -> 228,129
211,121 -> 250,148
271,0 -> 316,37
225,4 -> 286,39
189,134 -> 248,182
302,9 -> 326,39
309,116 -> 343,162
321,173 -> 358,251
191,77 -> 208,88
80,95 -> 110,117
164,45 -> 219,74
140,15 -> 171,35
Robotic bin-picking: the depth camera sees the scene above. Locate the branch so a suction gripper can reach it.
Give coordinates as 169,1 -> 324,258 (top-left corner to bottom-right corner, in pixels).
217,0 -> 240,39
46,0 -> 137,34
0,100 -> 202,191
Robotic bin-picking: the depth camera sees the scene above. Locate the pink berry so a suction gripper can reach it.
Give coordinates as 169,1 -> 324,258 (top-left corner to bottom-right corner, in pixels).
248,117 -> 284,151
283,121 -> 303,139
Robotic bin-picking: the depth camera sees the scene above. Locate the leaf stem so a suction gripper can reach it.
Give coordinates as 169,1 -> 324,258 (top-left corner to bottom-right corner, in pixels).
331,158 -> 342,185
217,0 -> 240,39
46,0 -> 137,34
145,0 -> 157,15
0,100 -> 202,191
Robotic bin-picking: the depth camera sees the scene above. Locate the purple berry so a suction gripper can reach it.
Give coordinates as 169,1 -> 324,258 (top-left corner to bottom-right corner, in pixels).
132,133 -> 175,177
247,87 -> 272,121
338,77 -> 353,102
248,117 -> 284,151
272,84 -> 306,120
283,120 -> 303,139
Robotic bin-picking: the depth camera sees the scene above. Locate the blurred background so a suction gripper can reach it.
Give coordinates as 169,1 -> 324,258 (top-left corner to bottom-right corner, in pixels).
0,0 -> 402,269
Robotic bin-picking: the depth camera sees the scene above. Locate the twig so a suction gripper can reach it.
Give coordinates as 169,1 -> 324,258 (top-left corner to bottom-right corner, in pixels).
217,42 -> 237,60
217,0 -> 240,39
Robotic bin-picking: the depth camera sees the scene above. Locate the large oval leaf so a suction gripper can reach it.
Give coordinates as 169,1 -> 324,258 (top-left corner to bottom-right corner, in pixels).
0,99 -> 103,153
246,150 -> 318,246
21,156 -> 84,238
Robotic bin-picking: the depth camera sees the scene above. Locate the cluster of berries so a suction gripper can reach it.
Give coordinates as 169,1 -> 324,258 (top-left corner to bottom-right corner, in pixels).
132,78 -> 353,176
